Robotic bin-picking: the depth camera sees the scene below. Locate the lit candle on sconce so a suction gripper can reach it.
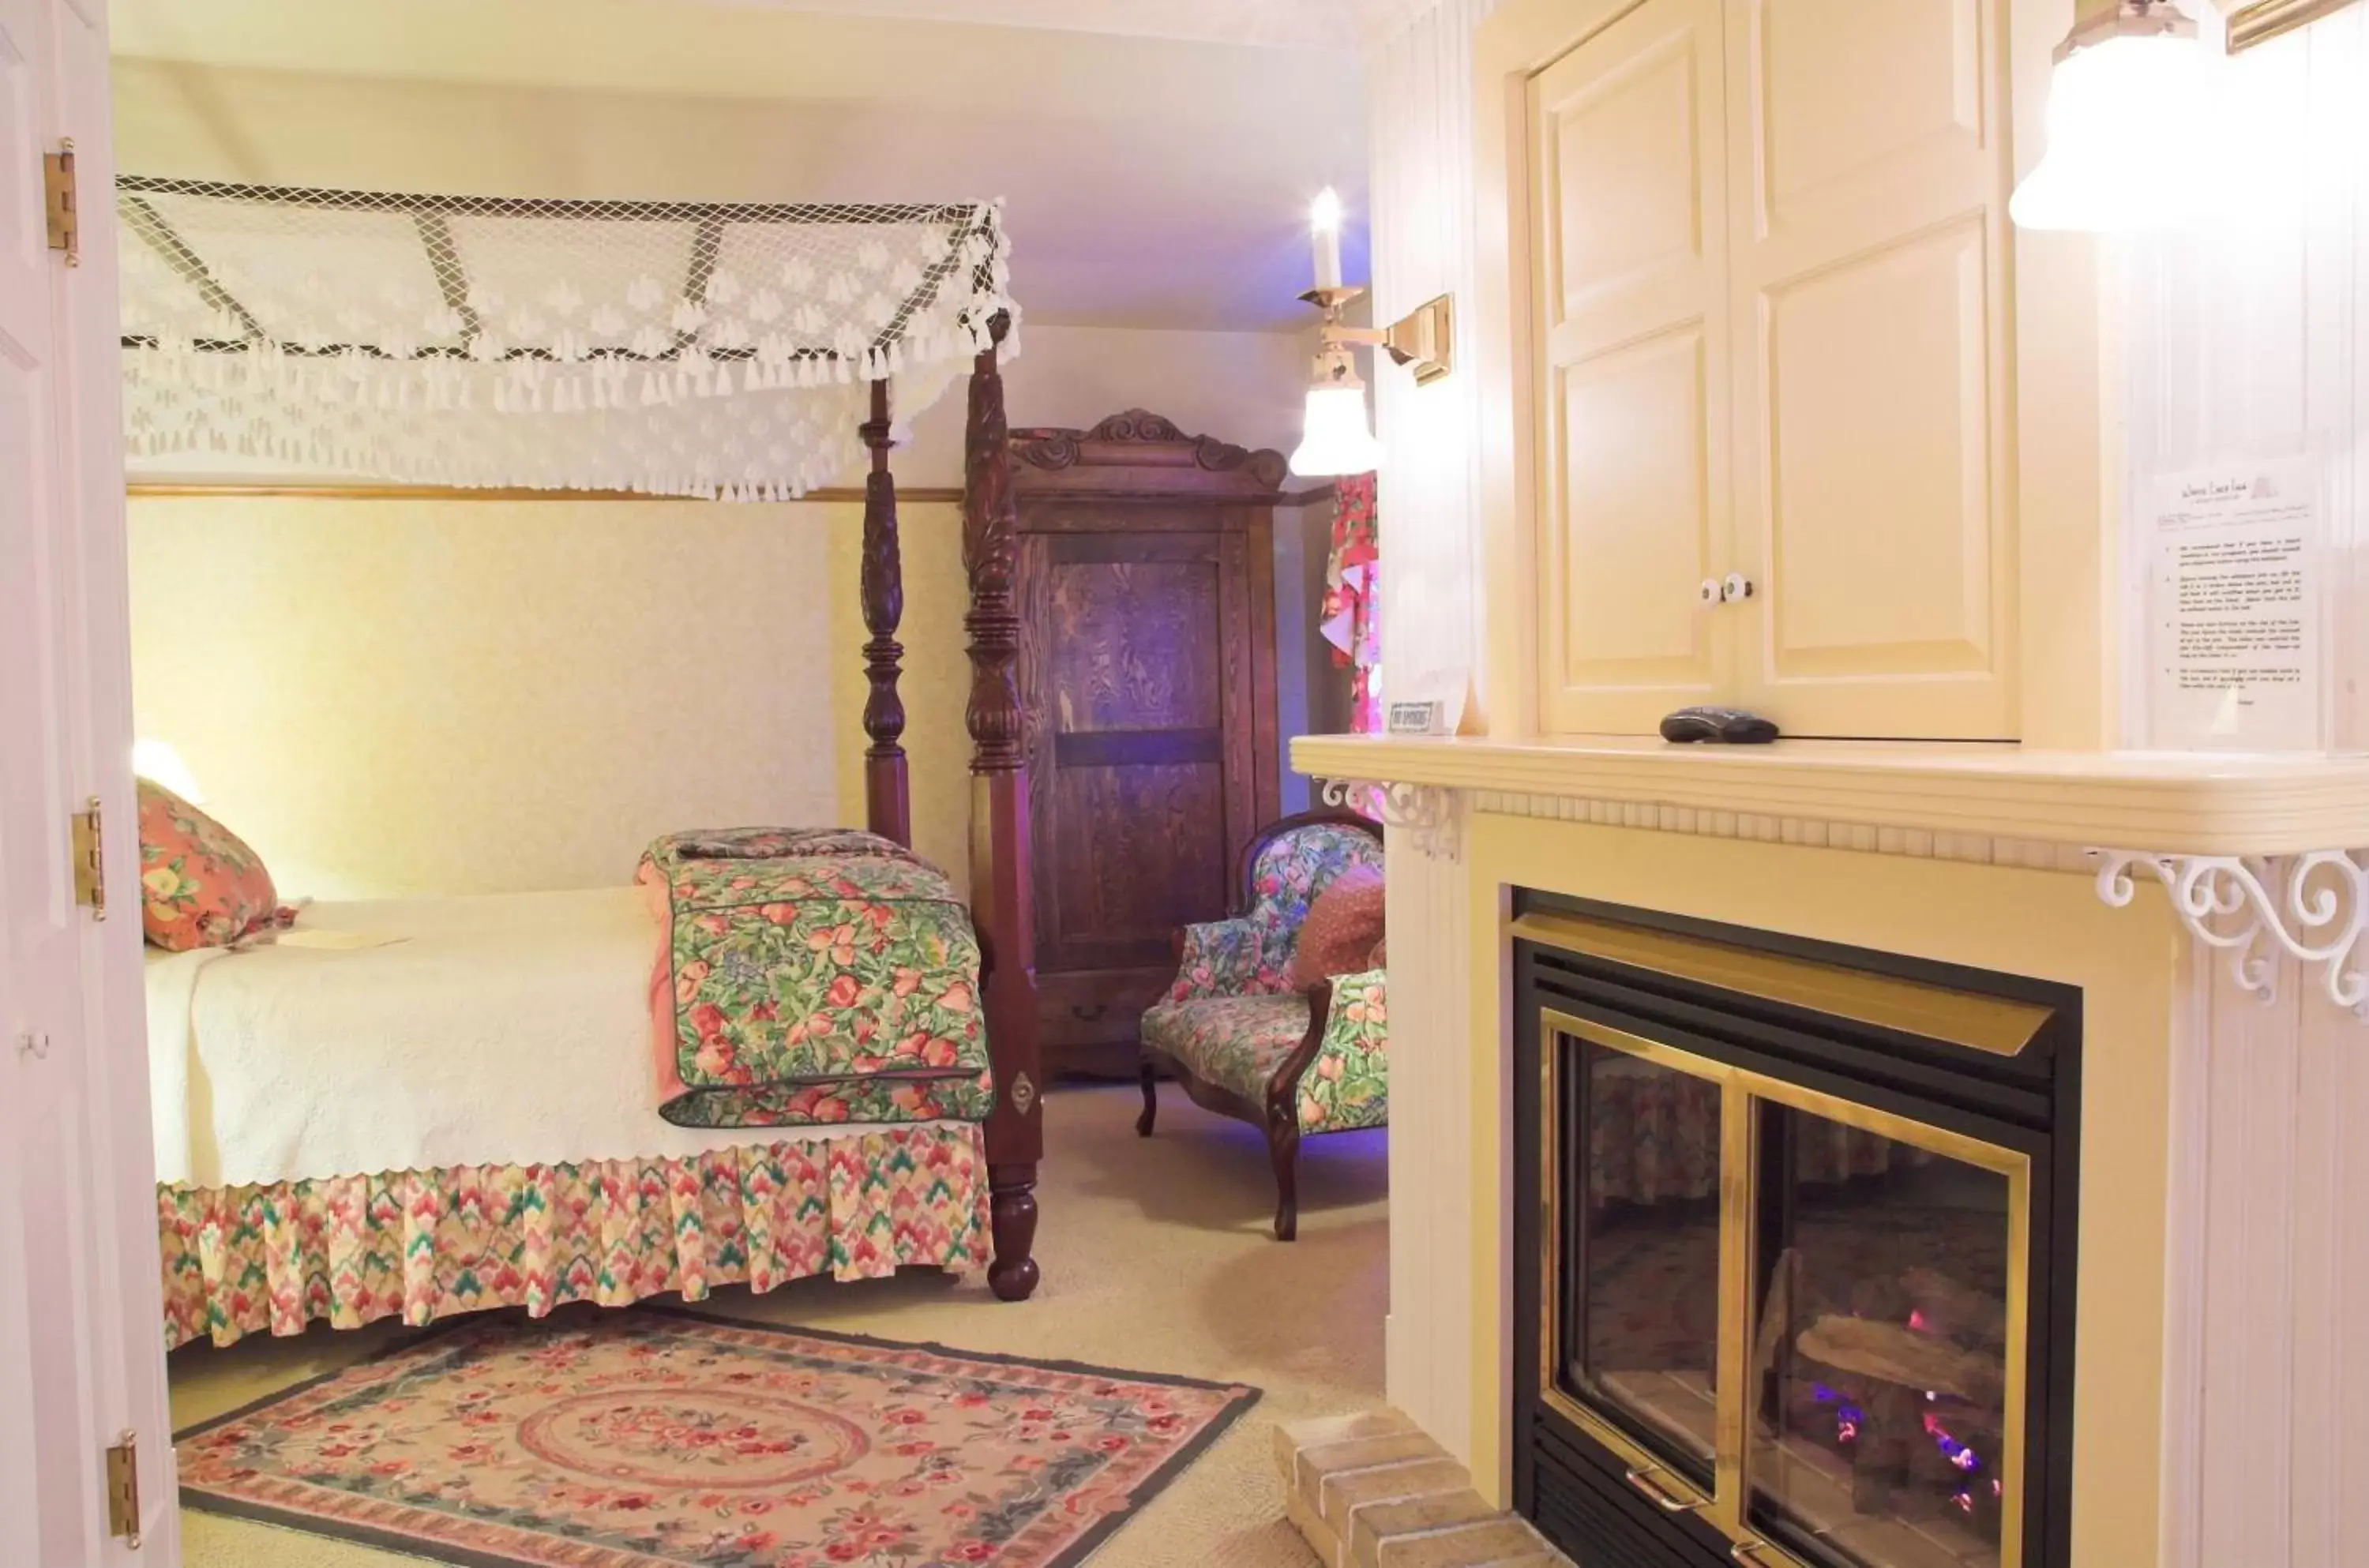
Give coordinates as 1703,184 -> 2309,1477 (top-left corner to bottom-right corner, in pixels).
1309,187 -> 1343,292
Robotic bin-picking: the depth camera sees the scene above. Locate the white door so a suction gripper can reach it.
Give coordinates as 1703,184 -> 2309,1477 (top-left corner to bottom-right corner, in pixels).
1529,0 -> 1736,735
0,0 -> 180,1563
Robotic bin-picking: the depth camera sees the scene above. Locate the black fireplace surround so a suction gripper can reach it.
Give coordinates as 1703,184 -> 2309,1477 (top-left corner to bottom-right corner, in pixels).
1512,892 -> 2082,1568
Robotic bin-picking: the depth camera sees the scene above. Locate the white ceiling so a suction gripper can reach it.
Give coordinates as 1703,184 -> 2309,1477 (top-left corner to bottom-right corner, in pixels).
106,0 -> 1374,332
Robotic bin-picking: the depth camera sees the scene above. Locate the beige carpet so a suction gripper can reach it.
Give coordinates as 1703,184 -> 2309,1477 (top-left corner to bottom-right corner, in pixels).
169,1082 -> 1389,1567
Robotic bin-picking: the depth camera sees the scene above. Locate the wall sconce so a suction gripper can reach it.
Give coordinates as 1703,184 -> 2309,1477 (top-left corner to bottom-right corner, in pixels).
1290,187 -> 1455,478
2012,0 -> 2363,233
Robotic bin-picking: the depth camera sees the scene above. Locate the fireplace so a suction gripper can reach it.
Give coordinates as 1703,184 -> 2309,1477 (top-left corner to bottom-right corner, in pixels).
1512,895 -> 2081,1568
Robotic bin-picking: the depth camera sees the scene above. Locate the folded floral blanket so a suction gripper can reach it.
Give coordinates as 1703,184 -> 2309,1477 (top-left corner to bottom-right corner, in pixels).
639,828 -> 993,1129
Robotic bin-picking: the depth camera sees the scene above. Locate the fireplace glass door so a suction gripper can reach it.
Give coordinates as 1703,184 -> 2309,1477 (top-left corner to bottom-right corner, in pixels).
1742,1096 -> 2024,1568
1561,1030 -> 1732,1502
1542,1010 -> 2032,1568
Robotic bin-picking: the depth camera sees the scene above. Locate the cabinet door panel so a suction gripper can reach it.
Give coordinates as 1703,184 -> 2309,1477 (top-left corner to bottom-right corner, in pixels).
1530,0 -> 1732,734
1729,0 -> 2016,737
1556,328 -> 1721,692
1748,0 -> 1984,238
1548,27 -> 1706,325
1762,218 -> 1997,682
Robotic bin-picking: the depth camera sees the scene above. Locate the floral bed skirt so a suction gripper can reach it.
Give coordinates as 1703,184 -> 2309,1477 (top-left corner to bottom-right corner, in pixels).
159,1123 -> 989,1350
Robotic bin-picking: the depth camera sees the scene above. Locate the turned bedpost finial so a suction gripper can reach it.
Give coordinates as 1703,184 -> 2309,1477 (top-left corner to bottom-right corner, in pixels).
860,376 -> 911,847
963,311 -> 1024,775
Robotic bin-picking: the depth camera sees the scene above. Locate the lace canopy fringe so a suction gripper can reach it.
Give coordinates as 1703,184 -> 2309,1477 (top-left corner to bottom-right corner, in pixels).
117,179 -> 1021,500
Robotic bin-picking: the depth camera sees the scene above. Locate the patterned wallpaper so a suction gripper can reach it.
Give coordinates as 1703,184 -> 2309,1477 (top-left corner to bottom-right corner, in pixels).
127,496 -> 972,900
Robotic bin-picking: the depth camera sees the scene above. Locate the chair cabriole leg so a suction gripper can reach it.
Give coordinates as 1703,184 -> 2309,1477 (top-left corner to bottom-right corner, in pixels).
1265,1116 -> 1301,1241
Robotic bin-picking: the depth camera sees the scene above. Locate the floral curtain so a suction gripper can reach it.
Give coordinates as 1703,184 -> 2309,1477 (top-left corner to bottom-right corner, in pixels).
1320,471 -> 1381,733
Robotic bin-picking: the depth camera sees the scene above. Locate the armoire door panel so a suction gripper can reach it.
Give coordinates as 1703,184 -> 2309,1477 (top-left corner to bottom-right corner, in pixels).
1530,0 -> 1732,735
1023,528 -> 1248,977
1042,552 -> 1224,734
1744,0 -> 1986,238
1046,761 -> 1230,970
1756,216 -> 1997,685
1551,327 -> 1722,700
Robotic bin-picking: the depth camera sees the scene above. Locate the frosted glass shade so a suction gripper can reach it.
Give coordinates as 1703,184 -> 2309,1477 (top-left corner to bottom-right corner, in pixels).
1290,384 -> 1383,477
2010,30 -> 2221,232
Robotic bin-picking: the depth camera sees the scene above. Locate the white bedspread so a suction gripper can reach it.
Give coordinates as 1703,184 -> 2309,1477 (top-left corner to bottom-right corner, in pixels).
146,887 -> 952,1189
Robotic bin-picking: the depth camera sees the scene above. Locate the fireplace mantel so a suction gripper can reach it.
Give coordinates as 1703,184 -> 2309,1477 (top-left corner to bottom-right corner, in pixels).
1291,733 -> 2369,858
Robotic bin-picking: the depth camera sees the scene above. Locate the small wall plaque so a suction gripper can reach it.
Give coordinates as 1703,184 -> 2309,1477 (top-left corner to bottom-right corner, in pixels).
1387,700 -> 1451,737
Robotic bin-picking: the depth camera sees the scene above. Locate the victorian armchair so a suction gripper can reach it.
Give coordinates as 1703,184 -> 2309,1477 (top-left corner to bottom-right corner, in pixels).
1137,809 -> 1387,1240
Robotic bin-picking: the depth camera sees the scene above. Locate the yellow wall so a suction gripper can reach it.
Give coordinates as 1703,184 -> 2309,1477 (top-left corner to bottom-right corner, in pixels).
127,495 -> 973,899
1460,814 -> 2181,1565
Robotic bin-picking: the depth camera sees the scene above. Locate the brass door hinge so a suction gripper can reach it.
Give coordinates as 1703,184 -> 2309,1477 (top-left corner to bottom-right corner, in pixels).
103,1429 -> 141,1547
70,795 -> 105,920
44,139 -> 78,267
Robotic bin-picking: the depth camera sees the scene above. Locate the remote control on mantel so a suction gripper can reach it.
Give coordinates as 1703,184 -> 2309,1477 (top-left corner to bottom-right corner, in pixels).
1658,706 -> 1780,745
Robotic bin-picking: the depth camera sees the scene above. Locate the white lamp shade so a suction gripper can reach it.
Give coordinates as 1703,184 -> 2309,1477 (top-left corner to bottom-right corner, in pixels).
1290,384 -> 1383,477
2010,29 -> 2224,232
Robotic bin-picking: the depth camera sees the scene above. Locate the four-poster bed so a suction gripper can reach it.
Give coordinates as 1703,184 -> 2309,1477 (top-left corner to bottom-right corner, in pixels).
854,310 -> 1044,1304
129,179 -> 1045,1342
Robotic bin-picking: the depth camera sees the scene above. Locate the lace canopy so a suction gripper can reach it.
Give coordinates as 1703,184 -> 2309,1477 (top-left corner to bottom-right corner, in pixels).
117,178 -> 1019,499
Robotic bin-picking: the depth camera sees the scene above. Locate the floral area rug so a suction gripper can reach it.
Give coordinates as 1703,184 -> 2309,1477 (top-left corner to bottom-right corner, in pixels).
176,1307 -> 1260,1568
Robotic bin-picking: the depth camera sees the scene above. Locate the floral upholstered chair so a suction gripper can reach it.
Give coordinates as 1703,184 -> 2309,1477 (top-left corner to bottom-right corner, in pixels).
1137,809 -> 1387,1240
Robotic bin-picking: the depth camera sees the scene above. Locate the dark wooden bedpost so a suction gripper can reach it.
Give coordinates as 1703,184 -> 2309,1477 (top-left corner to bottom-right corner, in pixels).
860,377 -> 911,846
964,313 -> 1042,1303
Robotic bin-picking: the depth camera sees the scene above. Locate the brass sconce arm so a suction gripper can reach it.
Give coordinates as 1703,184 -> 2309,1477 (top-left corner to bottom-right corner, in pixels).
2221,0 -> 2363,51
1297,285 -> 1456,388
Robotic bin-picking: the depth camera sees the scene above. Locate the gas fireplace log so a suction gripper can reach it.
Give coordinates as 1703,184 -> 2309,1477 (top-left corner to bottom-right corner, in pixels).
1901,1266 -> 2008,1347
1795,1315 -> 2005,1407
1751,1247 -> 1803,1430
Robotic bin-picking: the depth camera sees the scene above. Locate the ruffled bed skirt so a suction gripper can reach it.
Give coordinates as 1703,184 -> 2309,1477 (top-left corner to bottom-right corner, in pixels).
158,1124 -> 990,1350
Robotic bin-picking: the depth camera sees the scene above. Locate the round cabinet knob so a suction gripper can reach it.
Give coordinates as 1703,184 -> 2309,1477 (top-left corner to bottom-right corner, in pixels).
1721,572 -> 1755,603
1699,577 -> 1722,605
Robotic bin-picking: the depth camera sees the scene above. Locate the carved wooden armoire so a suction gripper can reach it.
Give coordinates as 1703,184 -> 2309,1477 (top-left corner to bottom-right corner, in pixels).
1011,411 -> 1286,1080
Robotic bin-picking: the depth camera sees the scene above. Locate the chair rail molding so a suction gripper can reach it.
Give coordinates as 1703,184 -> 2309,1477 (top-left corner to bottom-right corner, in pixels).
2092,848 -> 2369,1017
1323,778 -> 1464,860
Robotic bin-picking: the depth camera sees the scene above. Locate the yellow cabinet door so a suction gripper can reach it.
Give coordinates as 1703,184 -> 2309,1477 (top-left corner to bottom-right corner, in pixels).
1529,0 -> 1736,736
1722,0 -> 2020,738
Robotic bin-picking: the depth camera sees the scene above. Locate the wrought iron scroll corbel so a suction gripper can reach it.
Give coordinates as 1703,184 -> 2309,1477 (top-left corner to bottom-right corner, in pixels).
2089,849 -> 2369,1015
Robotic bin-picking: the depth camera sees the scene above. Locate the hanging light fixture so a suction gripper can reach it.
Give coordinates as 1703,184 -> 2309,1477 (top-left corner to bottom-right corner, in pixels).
1291,186 -> 1454,478
2010,0 -> 2224,231
1292,347 -> 1387,478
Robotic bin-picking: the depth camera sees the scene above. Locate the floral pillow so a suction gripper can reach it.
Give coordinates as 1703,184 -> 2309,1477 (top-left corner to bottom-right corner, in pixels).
1283,864 -> 1386,989
136,780 -> 281,951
